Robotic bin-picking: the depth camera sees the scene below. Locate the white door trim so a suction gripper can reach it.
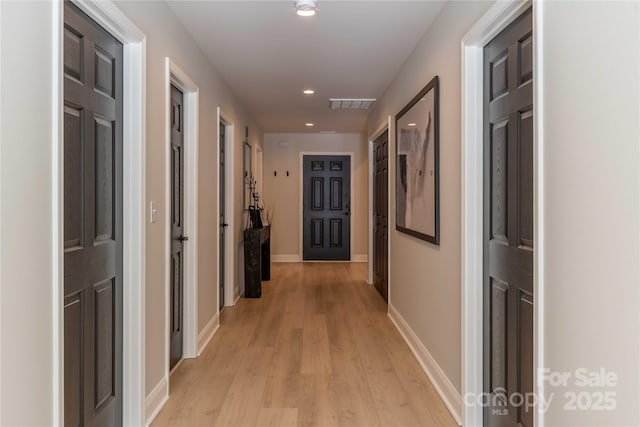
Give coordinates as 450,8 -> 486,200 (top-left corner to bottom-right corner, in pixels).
255,145 -> 264,198
164,57 -> 200,384
460,1 -> 542,426
54,1 -> 147,425
299,152 -> 355,261
367,118 -> 392,286
217,108 -> 236,306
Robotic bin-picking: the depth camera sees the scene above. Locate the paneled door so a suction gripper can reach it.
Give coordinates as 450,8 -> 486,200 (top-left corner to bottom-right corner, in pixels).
219,121 -> 227,309
374,132 -> 389,302
63,2 -> 123,426
483,8 -> 534,427
170,85 -> 186,370
303,155 -> 351,260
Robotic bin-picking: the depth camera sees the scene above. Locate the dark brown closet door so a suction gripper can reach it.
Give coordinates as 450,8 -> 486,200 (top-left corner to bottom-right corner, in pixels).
169,85 -> 186,370
483,8 -> 534,427
374,132 -> 389,302
63,2 -> 123,425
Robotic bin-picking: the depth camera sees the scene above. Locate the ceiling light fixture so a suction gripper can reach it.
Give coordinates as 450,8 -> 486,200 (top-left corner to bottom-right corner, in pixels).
305,123 -> 315,127
408,123 -> 417,127
295,0 -> 317,17
303,89 -> 316,95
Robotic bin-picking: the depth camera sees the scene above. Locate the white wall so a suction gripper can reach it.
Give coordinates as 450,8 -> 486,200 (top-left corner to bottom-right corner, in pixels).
0,1 -> 56,424
539,2 -> 640,425
113,0 -> 263,397
263,133 -> 368,259
367,0 -> 493,398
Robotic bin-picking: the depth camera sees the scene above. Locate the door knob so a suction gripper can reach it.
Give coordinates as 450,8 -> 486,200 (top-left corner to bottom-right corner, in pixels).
221,223 -> 229,227
177,235 -> 189,242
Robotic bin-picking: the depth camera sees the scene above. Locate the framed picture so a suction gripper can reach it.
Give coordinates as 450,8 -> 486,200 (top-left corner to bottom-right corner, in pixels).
395,75 -> 439,244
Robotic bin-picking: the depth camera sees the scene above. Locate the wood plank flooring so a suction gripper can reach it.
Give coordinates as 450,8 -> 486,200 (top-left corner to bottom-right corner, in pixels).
152,262 -> 457,427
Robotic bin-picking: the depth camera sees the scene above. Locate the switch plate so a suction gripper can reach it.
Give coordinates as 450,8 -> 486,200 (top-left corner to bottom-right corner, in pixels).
150,201 -> 157,224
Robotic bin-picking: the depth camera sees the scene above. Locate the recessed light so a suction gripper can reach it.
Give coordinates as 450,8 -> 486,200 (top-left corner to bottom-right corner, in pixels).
305,123 -> 315,127
303,89 -> 316,95
408,123 -> 417,127
295,0 -> 317,16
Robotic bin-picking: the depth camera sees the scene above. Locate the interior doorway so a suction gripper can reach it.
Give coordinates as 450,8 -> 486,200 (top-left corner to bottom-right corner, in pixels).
373,131 -> 389,302
302,155 -> 351,261
256,146 -> 264,198
461,3 -> 538,426
63,3 -> 123,424
482,7 -> 534,427
217,109 -> 235,308
169,85 -> 185,371
165,58 -> 200,376
219,120 -> 227,309
57,1 -> 146,424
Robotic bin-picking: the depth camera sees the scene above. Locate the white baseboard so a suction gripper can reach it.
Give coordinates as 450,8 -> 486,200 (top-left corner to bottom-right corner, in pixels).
197,312 -> 220,355
272,254 -> 368,262
145,376 -> 169,427
388,304 -> 462,425
272,254 -> 302,262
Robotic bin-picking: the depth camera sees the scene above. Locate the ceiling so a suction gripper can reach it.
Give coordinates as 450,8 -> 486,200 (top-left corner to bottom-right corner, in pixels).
166,1 -> 446,133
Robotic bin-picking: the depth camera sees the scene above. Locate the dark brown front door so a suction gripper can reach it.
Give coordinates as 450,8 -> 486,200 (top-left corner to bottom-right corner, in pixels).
170,85 -> 185,370
63,2 -> 123,426
483,8 -> 534,427
303,155 -> 351,260
374,132 -> 389,302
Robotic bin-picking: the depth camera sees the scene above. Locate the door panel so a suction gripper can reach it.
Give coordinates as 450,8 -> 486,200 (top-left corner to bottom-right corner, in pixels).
64,2 -> 123,426
303,156 -> 350,260
311,219 -> 323,247
94,279 -> 115,411
311,177 -> 323,210
330,219 -> 343,247
483,8 -> 533,427
94,116 -> 114,243
170,85 -> 185,370
64,106 -> 83,249
64,294 -> 83,427
373,131 -> 389,302
330,178 -> 343,210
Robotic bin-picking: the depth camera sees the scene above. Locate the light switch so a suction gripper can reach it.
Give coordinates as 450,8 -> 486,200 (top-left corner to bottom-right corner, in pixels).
150,201 -> 158,224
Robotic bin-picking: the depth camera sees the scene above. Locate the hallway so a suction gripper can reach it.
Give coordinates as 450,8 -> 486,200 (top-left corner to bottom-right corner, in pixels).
152,263 -> 456,427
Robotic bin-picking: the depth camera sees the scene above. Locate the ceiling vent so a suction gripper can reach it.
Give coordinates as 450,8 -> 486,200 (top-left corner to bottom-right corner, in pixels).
329,98 -> 376,110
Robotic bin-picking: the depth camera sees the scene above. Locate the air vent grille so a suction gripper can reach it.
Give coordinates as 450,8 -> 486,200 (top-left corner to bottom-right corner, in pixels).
329,98 -> 376,110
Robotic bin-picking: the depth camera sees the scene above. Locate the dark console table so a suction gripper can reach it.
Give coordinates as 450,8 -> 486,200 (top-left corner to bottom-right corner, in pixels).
244,225 -> 271,298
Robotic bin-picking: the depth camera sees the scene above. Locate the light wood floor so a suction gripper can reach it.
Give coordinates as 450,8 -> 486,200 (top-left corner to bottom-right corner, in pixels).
152,262 -> 456,427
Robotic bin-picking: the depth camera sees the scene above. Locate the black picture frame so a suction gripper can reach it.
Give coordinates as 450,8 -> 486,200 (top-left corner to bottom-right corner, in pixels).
395,75 -> 440,245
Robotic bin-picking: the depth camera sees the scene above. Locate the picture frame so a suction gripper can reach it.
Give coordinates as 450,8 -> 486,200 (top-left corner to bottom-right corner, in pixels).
395,75 -> 439,244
